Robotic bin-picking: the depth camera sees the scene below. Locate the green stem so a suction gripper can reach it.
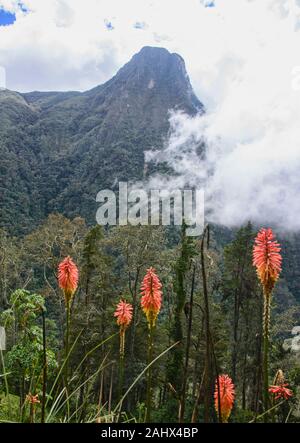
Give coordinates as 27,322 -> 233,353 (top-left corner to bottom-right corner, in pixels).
263,291 -> 271,417
114,341 -> 179,417
41,310 -> 47,423
65,304 -> 69,373
30,404 -> 34,423
271,394 -> 275,423
118,332 -> 125,401
65,301 -> 71,418
249,400 -> 286,422
145,324 -> 154,422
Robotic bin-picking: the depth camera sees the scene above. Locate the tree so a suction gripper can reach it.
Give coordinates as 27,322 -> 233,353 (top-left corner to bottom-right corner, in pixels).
221,223 -> 262,412
167,222 -> 196,422
1,289 -> 57,420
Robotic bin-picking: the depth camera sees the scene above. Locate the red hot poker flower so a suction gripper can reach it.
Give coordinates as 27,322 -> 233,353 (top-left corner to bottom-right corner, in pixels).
26,393 -> 40,405
141,267 -> 162,328
269,383 -> 293,400
214,374 -> 235,423
114,300 -> 133,330
58,256 -> 79,305
114,299 -> 133,358
253,228 -> 282,295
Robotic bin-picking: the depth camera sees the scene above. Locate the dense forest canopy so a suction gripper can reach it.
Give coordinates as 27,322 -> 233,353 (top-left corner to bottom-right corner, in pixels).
0,215 -> 300,422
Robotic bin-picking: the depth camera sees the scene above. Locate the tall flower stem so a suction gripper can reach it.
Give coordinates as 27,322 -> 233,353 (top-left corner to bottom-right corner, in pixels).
41,309 -> 47,424
29,403 -> 35,424
64,300 -> 71,412
263,291 -> 271,414
140,267 -> 162,422
118,331 -> 125,400
57,255 -> 79,407
114,299 -> 133,421
145,324 -> 154,422
64,302 -> 72,419
116,334 -> 125,423
253,228 -> 282,419
26,395 -> 40,424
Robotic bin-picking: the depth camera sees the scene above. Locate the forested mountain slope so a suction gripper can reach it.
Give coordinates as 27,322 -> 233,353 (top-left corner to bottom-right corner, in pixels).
0,46 -> 203,234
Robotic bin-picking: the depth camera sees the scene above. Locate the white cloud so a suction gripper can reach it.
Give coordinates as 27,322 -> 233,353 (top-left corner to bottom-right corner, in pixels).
144,0 -> 300,231
0,0 -> 298,97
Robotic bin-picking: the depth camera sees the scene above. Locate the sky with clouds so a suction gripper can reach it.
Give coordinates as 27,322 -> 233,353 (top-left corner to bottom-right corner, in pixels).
0,0 -> 298,98
1,0 -> 300,229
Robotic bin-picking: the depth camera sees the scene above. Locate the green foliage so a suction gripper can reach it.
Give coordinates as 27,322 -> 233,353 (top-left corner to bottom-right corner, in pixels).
0,393 -> 20,422
221,223 -> 263,408
0,217 -> 299,423
0,289 -> 58,418
6,329 -> 57,381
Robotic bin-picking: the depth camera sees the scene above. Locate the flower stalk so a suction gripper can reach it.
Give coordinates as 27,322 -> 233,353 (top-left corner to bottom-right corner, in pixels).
253,228 -> 282,413
114,299 -> 133,400
26,394 -> 40,424
57,256 -> 79,391
269,370 -> 293,400
140,267 -> 162,422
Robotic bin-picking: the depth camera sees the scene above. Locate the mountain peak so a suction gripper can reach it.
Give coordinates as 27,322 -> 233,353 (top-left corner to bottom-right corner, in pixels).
133,46 -> 186,68
132,46 -> 181,63
135,45 -> 171,56
105,46 -> 203,115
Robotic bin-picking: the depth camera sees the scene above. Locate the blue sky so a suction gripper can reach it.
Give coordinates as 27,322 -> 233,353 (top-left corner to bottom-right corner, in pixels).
0,8 -> 16,26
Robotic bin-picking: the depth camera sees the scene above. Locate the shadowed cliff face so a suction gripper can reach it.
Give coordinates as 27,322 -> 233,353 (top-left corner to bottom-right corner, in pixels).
0,46 -> 203,234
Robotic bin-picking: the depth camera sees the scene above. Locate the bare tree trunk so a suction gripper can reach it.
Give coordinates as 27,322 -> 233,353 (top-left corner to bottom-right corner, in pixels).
191,369 -> 205,423
201,225 -> 212,423
179,265 -> 196,422
232,288 -> 239,381
192,317 -> 204,398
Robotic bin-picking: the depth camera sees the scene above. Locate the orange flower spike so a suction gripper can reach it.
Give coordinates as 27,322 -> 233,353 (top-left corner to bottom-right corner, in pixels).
26,393 -> 40,405
253,228 -> 282,295
269,383 -> 293,400
114,300 -> 133,358
214,374 -> 235,423
114,300 -> 133,330
141,267 -> 162,328
58,256 -> 79,305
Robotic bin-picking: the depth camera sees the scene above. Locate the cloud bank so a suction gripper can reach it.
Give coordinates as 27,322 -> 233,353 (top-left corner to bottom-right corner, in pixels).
147,109 -> 300,231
